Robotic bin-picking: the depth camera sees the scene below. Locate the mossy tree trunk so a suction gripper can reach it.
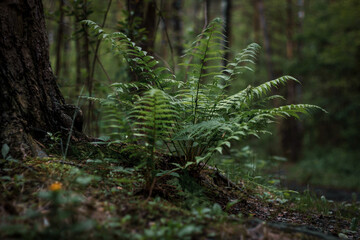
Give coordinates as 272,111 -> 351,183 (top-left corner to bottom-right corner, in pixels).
0,0 -> 83,159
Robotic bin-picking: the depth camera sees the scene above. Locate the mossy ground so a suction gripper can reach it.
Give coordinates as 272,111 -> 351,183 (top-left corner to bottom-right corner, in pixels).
0,142 -> 359,239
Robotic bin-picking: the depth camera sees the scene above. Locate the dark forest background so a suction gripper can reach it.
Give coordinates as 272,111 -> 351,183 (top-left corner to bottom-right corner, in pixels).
43,0 -> 360,192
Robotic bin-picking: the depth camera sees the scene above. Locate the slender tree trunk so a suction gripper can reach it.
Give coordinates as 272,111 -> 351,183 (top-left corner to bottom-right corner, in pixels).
286,0 -> 294,60
88,0 -> 112,137
82,1 -> 91,94
74,18 -> 82,93
159,1 -> 170,60
297,0 -> 305,55
61,16 -> 71,79
172,0 -> 183,57
126,0 -> 157,87
205,0 -> 211,26
280,0 -> 303,162
81,1 -> 92,135
192,0 -> 202,35
253,0 -> 260,44
256,0 -> 274,80
143,1 -> 157,54
0,0 -> 83,158
222,0 -> 232,66
127,0 -> 157,54
55,0 -> 65,77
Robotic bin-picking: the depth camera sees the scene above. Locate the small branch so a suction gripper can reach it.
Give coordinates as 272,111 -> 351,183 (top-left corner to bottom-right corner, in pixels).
89,0 -> 112,83
155,2 -> 176,72
96,55 -> 112,82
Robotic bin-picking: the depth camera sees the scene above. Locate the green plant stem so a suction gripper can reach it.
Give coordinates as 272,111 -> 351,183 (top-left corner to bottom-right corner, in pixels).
63,86 -> 84,161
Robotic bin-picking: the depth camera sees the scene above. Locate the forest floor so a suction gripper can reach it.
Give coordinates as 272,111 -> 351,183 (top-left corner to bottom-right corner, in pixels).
0,142 -> 359,239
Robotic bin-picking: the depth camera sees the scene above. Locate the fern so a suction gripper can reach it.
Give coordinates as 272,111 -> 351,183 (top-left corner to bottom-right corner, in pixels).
83,19 -> 177,92
131,89 -> 178,186
180,18 -> 226,123
84,19 -> 325,177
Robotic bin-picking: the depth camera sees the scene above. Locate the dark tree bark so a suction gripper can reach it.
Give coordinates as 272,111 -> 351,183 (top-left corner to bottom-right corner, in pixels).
0,0 -> 83,158
222,0 -> 232,66
205,0 -> 211,26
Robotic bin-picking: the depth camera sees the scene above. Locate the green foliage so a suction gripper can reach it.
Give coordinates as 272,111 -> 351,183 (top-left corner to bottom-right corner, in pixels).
1,143 -> 10,160
83,19 -> 323,190
131,88 -> 178,184
213,146 -> 287,185
141,218 -> 202,240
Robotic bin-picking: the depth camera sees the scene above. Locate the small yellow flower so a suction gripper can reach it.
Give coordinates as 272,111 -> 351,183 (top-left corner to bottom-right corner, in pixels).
49,181 -> 62,191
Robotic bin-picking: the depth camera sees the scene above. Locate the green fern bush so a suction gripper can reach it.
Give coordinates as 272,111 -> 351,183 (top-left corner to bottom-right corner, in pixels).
84,19 -> 324,186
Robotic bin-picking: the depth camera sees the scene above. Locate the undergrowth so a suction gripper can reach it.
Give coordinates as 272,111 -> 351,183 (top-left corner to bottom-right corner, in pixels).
83,18 -> 324,193
1,143 -> 359,240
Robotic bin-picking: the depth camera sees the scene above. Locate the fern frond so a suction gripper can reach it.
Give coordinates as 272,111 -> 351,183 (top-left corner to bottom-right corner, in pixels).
267,104 -> 326,119
131,89 -> 177,147
83,20 -> 176,89
85,18 -> 325,171
215,43 -> 260,86
247,76 -> 299,102
216,85 -> 252,112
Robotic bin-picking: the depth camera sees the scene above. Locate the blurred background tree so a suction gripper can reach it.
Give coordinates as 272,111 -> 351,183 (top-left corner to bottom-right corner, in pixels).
43,0 -> 360,192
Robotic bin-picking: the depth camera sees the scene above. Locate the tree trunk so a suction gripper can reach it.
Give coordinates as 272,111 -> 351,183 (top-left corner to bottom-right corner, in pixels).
55,0 -> 65,77
74,17 -> 82,93
172,0 -> 183,57
0,0 -> 83,159
280,0 -> 303,162
253,0 -> 260,44
125,0 -> 157,88
222,0 -> 232,66
127,0 -> 157,54
81,1 -> 92,135
61,15 -> 71,79
256,0 -> 274,80
205,0 -> 211,26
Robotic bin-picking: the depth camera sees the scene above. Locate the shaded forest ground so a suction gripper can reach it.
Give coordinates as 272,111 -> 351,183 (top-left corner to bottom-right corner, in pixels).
1,143 -> 359,239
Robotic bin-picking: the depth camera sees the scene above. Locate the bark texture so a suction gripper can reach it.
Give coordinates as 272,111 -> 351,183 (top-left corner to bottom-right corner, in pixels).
0,0 -> 83,158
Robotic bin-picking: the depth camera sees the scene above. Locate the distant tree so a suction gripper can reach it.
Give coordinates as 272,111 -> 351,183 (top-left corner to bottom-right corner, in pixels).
0,0 -> 83,158
126,0 -> 157,53
280,0 -> 303,161
222,0 -> 232,66
256,0 -> 274,80
55,0 -> 65,77
172,0 -> 184,56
